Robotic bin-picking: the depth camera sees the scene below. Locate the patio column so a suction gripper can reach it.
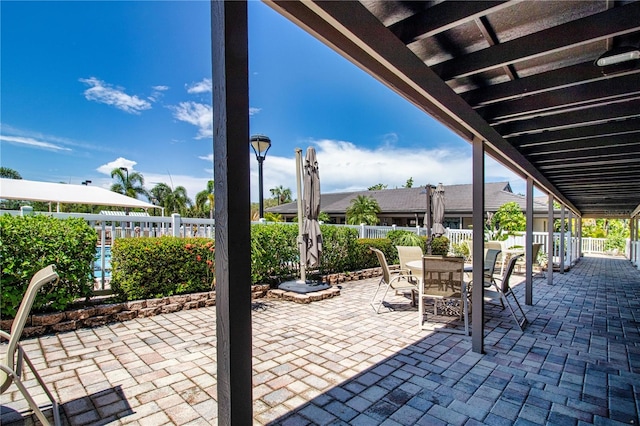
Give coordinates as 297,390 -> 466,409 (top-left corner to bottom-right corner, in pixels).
471,136 -> 485,354
525,176 -> 534,306
547,193 -> 554,285
631,217 -> 636,265
212,1 -> 253,424
559,205 -> 565,273
567,210 -> 573,266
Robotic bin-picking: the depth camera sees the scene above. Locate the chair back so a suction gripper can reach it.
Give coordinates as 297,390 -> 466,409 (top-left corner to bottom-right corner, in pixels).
370,247 -> 391,284
422,256 -> 465,298
484,249 -> 501,277
396,246 -> 423,269
486,241 -> 504,261
499,255 -> 522,293
530,243 -> 543,263
2,265 -> 59,391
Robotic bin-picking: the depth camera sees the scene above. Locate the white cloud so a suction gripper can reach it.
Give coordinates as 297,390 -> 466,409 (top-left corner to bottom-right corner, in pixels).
171,101 -> 212,139
249,138 -> 526,202
249,107 -> 262,116
0,135 -> 72,151
79,77 -> 151,114
148,85 -> 170,103
187,78 -> 212,94
96,157 -> 138,175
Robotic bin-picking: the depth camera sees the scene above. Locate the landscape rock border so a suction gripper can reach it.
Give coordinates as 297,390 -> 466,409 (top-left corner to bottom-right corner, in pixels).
0,267 -> 384,338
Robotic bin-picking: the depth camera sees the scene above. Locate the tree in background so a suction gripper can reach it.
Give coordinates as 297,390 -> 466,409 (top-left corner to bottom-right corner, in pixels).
346,195 -> 381,225
0,167 -> 22,179
195,180 -> 215,219
110,168 -> 148,199
150,183 -> 192,215
491,202 -> 526,234
368,183 -> 387,191
403,177 -> 413,188
270,185 -> 292,205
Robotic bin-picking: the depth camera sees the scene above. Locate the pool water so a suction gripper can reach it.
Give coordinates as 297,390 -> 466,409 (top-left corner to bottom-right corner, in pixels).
94,246 -> 112,279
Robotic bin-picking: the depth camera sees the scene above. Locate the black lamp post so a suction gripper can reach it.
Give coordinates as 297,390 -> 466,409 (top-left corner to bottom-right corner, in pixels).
250,134 -> 271,219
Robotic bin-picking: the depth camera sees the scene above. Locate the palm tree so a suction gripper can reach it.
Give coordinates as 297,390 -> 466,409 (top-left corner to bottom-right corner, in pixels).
150,183 -> 192,215
195,180 -> 215,219
346,195 -> 381,225
0,167 -> 22,179
270,185 -> 292,205
110,168 -> 148,199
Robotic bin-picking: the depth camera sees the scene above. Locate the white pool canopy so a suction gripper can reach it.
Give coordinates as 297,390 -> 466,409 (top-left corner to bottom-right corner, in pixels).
0,178 -> 157,210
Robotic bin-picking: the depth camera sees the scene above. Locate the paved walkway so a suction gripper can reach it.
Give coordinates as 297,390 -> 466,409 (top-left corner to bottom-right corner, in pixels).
2,254 -> 639,425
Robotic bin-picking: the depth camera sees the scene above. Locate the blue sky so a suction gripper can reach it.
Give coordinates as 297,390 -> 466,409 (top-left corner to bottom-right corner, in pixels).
1,1 -> 524,203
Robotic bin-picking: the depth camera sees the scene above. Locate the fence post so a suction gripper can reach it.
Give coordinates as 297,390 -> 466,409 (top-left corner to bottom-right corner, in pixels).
360,223 -> 365,239
20,206 -> 34,216
172,213 -> 181,237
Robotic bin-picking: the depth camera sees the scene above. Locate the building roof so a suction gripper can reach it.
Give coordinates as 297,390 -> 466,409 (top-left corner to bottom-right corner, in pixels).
267,181 -> 550,216
0,178 -> 158,210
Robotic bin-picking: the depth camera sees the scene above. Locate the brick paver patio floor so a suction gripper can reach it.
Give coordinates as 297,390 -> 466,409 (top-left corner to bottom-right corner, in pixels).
2,254 -> 639,425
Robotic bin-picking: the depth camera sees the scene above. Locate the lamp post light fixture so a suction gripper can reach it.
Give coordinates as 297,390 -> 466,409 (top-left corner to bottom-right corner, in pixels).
250,134 -> 272,219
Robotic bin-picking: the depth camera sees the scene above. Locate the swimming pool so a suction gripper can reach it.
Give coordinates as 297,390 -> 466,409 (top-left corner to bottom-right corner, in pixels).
94,246 -> 112,279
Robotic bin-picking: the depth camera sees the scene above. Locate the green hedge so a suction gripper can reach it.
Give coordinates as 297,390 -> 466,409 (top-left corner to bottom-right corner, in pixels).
110,237 -> 215,301
0,215 -> 97,318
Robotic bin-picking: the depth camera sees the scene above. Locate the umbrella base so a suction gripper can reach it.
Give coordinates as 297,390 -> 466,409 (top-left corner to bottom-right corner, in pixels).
278,280 -> 330,294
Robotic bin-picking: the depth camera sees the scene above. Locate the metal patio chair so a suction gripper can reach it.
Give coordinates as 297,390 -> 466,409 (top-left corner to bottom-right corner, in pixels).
1,265 -> 61,426
486,254 -> 528,331
370,247 -> 417,313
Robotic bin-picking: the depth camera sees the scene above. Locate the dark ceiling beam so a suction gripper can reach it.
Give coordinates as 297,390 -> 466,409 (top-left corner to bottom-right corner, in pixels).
546,165 -> 640,178
507,119 -> 640,148
387,1 -> 511,45
473,16 -> 517,81
539,157 -> 640,170
430,2 -> 640,81
520,134 -> 640,156
494,99 -> 640,136
460,61 -> 640,106
478,74 -> 640,123
551,172 -> 640,183
533,146 -> 640,163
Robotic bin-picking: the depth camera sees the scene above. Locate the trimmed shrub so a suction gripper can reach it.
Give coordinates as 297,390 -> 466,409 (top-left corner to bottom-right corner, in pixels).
317,225 -> 361,275
430,236 -> 450,256
356,238 -> 396,268
251,223 -> 299,284
110,236 -> 215,301
0,215 -> 97,318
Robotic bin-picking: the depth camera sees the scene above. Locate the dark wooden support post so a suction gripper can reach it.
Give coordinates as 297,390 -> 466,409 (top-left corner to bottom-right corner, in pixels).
525,177 -> 533,305
212,1 -> 253,424
471,136 -> 485,354
559,205 -> 565,273
547,193 -> 554,285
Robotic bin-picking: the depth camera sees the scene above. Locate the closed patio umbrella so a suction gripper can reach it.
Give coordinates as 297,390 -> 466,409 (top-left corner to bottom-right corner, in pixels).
302,146 -> 322,269
432,183 -> 446,236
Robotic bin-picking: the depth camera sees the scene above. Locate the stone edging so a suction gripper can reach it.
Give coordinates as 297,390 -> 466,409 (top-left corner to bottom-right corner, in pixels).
1,267 -> 384,338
